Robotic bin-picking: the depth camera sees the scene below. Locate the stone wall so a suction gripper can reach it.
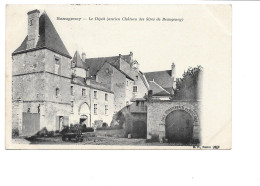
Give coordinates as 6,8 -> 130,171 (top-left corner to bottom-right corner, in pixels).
96,62 -> 113,90
12,49 -> 72,133
70,84 -> 91,126
12,50 -> 46,75
133,72 -> 148,99
111,67 -> 127,112
44,50 -> 71,78
119,58 -> 148,99
70,83 -> 114,127
12,73 -> 45,101
91,88 -> 114,127
42,102 -> 71,131
147,100 -> 200,142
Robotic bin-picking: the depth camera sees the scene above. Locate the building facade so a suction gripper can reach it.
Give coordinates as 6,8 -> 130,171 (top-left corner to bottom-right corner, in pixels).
12,10 -> 149,136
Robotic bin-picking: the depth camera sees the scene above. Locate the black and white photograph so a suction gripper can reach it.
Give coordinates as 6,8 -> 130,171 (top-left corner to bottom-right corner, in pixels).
6,4 -> 231,149
3,1 -> 260,186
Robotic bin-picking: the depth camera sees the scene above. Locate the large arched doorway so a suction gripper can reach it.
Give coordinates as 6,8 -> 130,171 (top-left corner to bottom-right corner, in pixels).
165,110 -> 194,143
79,102 -> 90,127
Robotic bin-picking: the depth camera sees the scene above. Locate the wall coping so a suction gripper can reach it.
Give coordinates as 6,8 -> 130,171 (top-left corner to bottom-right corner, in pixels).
148,99 -> 201,103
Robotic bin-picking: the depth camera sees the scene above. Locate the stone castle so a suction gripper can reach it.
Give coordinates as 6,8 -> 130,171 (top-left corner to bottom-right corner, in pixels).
12,9 -> 200,144
12,10 -> 177,136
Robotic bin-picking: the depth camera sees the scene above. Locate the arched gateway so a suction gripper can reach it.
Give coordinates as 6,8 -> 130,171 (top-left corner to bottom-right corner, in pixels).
165,110 -> 194,143
162,105 -> 200,143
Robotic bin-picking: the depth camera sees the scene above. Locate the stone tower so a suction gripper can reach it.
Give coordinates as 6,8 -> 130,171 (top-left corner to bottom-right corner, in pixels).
12,10 -> 72,135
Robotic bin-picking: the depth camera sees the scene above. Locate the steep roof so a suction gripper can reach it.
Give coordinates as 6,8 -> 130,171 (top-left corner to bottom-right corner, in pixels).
72,53 -> 134,81
85,56 -> 120,77
72,51 -> 84,67
121,55 -> 132,64
72,77 -> 113,93
138,71 -> 150,89
144,70 -> 174,89
12,11 -> 71,58
149,81 -> 170,96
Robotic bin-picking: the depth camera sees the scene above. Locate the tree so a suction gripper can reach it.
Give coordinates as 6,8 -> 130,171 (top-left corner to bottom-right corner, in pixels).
172,66 -> 203,100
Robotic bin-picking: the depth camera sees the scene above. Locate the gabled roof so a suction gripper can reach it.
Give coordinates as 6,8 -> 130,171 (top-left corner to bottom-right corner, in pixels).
144,70 -> 173,89
138,71 -> 150,89
85,56 -> 120,77
72,53 -> 134,81
71,77 -> 113,93
149,81 -> 171,96
12,11 -> 71,58
121,55 -> 132,64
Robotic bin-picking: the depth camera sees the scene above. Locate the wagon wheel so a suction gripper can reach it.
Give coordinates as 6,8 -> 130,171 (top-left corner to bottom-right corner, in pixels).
75,136 -> 79,142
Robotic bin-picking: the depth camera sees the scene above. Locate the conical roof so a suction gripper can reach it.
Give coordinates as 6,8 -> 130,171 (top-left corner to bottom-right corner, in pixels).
12,11 -> 71,58
72,51 -> 85,68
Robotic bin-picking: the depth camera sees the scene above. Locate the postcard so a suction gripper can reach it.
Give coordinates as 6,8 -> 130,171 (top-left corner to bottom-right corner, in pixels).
6,4 -> 232,149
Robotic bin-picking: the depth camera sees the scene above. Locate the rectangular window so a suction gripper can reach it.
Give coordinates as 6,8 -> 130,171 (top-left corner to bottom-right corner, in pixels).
82,88 -> 86,97
71,86 -> 74,96
133,86 -> 137,92
126,81 -> 128,86
94,104 -> 98,115
54,57 -> 60,74
105,93 -> 108,101
71,101 -> 74,113
94,91 -> 97,99
56,88 -> 60,97
105,105 -> 108,115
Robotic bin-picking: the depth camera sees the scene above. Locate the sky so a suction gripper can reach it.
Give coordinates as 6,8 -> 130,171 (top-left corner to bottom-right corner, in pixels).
7,4 -> 231,78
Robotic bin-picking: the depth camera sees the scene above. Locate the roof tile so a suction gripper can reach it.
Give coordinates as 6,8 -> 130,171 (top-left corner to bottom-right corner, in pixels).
12,11 -> 71,58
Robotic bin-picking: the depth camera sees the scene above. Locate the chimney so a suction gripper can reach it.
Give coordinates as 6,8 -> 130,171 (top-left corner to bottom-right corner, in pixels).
133,60 -> 139,71
27,9 -> 40,49
82,52 -> 86,62
147,90 -> 153,101
86,67 -> 90,78
171,62 -> 175,79
130,51 -> 133,62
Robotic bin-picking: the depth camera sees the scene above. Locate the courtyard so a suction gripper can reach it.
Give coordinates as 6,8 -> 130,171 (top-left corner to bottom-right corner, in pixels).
12,135 -> 193,146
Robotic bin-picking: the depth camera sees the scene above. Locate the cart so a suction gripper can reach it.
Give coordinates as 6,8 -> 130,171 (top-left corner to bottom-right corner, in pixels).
61,124 -> 84,142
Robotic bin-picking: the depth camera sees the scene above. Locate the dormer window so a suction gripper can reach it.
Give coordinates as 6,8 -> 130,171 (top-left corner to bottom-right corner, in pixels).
133,86 -> 137,93
71,61 -> 76,68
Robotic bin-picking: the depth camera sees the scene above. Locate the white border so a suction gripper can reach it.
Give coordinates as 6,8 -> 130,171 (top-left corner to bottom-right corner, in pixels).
2,1 -> 260,186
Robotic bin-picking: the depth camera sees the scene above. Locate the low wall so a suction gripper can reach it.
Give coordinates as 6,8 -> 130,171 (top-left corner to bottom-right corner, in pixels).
95,129 -> 125,138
